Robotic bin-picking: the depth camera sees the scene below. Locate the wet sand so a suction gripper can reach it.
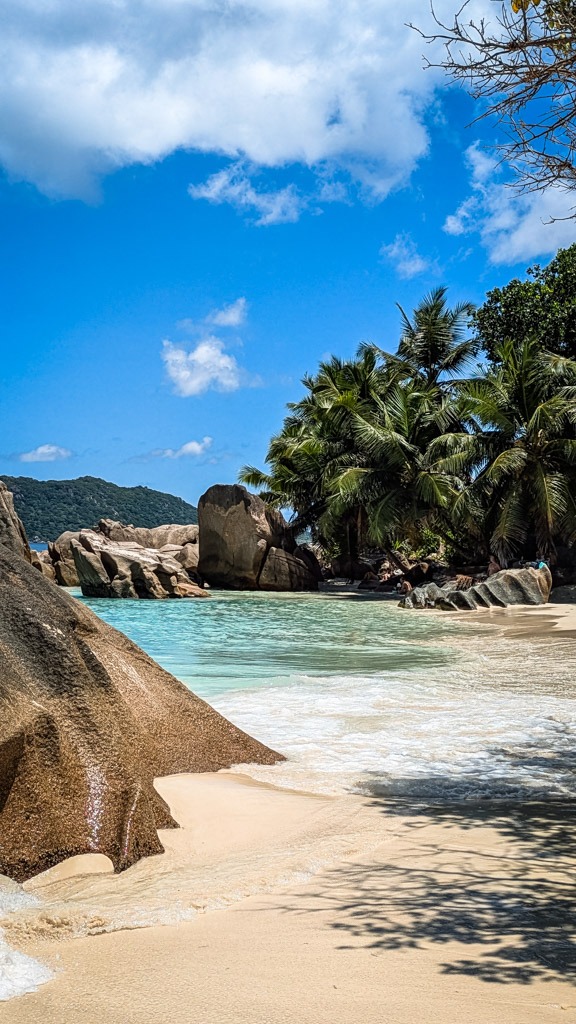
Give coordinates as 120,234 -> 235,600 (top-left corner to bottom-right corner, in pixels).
3,603 -> 576,1023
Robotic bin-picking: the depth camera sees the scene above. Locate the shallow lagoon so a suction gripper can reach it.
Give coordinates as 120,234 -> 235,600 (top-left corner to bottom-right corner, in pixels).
82,591 -> 576,802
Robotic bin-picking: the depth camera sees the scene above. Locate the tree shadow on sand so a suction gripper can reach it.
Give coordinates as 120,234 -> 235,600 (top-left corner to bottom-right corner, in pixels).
276,756 -> 576,985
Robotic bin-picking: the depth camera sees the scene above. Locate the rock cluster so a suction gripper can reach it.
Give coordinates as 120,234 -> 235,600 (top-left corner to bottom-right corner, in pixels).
70,523 -> 205,599
36,518 -> 203,598
198,484 -> 322,591
399,566 -> 553,610
0,522 -> 280,882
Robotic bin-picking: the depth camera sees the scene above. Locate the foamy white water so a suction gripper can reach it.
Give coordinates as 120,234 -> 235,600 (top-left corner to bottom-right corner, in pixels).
0,881 -> 54,1001
84,591 -> 576,802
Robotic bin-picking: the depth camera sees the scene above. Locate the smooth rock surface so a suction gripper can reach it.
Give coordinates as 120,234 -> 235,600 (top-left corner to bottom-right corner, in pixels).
400,567 -> 552,611
258,547 -> 319,592
71,531 -> 207,600
198,484 -> 319,591
0,545 -> 281,882
97,519 -> 199,550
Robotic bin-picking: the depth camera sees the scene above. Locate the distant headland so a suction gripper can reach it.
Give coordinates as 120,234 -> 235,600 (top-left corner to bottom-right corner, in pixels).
0,475 -> 198,541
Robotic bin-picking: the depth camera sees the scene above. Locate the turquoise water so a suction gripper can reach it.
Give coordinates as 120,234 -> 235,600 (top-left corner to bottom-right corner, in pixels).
80,591 -> 576,801
81,591 -> 460,696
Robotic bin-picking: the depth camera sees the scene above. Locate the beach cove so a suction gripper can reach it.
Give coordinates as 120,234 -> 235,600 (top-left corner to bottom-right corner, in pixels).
2,596 -> 576,1022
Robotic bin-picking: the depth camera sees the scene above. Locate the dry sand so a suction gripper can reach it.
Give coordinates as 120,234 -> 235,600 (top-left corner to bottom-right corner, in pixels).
3,603 -> 576,1024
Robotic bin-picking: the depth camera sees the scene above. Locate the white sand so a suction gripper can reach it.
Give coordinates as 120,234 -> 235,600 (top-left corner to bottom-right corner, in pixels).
3,603 -> 576,1024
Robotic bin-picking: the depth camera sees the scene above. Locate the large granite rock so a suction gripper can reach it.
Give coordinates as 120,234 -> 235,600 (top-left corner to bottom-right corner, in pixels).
400,566 -> 553,611
96,518 -> 199,550
198,484 -> 320,591
30,548 -> 56,582
0,544 -> 281,882
48,530 -> 80,586
259,547 -> 320,592
48,519 -> 201,592
71,530 -> 207,600
0,481 -> 30,562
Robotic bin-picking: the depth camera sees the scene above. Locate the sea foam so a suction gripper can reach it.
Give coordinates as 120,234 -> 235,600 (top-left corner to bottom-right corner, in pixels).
0,880 -> 54,1001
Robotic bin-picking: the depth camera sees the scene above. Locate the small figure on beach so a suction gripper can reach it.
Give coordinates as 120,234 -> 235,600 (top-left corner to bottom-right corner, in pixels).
488,554 -> 501,576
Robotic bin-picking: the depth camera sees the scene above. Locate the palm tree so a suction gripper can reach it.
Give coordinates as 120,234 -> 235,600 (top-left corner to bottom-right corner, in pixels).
382,286 -> 477,387
450,339 -> 576,561
240,349 -> 467,567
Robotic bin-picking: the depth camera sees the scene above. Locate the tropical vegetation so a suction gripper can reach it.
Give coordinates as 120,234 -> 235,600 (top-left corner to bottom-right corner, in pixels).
240,247 -> 576,571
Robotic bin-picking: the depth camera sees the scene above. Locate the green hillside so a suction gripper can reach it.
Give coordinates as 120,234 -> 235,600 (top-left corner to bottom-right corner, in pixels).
1,475 -> 198,541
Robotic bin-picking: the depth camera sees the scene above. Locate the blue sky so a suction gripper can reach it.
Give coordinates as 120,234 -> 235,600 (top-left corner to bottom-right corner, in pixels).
1,0 -> 575,507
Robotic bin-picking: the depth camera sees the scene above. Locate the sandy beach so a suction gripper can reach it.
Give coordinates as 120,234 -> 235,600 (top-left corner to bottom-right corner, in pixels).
3,602 -> 576,1024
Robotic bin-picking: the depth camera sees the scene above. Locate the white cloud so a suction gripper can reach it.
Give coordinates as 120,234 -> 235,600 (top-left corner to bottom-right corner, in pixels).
0,0 -> 482,201
19,443 -> 72,463
380,233 -> 431,279
162,337 -> 241,396
177,297 -> 248,334
157,437 -> 213,458
206,297 -> 247,328
444,143 -> 576,265
189,165 -> 305,225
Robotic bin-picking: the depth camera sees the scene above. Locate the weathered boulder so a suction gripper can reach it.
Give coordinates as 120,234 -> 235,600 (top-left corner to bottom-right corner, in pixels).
0,544 -> 281,882
71,531 -> 207,600
259,547 -> 319,591
48,530 -> 80,586
400,566 -> 552,611
30,548 -> 57,582
330,555 -> 373,580
198,484 -> 319,591
0,481 -> 30,562
97,518 -> 199,550
48,521 -> 200,591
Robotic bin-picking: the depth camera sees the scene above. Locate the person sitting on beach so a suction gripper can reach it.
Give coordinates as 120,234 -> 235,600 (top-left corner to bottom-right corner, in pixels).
488,554 -> 501,576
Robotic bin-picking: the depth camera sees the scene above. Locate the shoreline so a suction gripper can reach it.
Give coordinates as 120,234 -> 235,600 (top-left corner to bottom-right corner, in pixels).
5,769 -> 576,1024
3,600 -> 576,1022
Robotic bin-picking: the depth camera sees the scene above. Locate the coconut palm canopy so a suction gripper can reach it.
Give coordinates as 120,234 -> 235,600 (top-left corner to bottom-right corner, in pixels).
241,270 -> 576,568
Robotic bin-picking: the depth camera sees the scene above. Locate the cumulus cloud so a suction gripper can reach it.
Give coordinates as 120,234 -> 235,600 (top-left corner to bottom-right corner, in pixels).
206,297 -> 247,328
380,233 -> 432,279
19,443 -> 72,462
444,143 -> 576,265
162,337 -> 241,396
157,437 -> 213,458
164,297 -> 257,396
0,0 -> 481,201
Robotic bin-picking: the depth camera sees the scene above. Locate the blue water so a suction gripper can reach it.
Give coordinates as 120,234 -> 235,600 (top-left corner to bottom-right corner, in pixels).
81,590 -> 461,697
79,591 -> 576,801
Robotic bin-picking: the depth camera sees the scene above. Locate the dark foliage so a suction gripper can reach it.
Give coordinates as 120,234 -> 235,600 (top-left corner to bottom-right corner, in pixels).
474,244 -> 576,362
0,475 -> 198,541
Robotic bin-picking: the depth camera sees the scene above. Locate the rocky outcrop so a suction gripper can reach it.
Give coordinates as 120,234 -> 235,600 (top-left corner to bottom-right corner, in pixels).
96,518 -> 199,551
0,544 -> 281,882
45,518 -> 201,596
198,484 -> 320,591
48,530 -> 81,586
30,548 -> 56,582
259,547 -> 321,591
400,566 -> 553,611
0,481 -> 30,562
71,530 -> 207,600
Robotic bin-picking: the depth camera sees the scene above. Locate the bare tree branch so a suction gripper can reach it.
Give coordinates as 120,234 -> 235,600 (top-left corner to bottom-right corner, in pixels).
412,1 -> 576,214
